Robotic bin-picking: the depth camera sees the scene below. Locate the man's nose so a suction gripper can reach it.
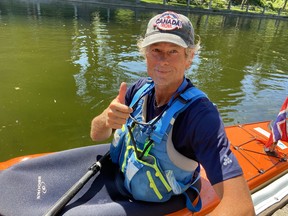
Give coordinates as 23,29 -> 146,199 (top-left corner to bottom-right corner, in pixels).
158,52 -> 170,62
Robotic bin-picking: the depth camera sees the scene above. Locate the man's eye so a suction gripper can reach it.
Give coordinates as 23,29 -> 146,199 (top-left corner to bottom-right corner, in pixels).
169,50 -> 178,54
152,48 -> 161,53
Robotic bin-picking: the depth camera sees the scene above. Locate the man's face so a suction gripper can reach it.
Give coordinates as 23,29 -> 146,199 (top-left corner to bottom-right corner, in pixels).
145,42 -> 192,90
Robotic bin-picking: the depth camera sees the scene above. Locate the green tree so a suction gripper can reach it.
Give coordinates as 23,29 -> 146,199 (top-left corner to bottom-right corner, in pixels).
283,0 -> 288,10
208,0 -> 213,9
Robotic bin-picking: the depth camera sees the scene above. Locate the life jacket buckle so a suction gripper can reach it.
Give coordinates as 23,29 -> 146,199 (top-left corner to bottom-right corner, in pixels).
177,94 -> 189,104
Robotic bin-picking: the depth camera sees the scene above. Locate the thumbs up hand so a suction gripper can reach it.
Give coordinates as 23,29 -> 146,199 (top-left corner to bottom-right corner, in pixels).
105,82 -> 133,129
90,82 -> 133,141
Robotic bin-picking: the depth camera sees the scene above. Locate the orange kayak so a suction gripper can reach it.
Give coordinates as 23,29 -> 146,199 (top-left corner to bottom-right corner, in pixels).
0,121 -> 287,215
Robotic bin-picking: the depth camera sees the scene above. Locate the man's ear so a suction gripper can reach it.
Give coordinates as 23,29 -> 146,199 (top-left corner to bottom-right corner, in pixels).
186,50 -> 194,69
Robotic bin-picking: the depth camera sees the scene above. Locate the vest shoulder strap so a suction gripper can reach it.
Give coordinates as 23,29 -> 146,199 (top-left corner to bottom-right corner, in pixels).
129,78 -> 154,108
151,87 -> 207,143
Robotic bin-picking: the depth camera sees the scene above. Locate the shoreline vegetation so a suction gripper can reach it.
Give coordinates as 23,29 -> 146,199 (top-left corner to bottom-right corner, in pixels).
141,0 -> 288,17
68,0 -> 288,20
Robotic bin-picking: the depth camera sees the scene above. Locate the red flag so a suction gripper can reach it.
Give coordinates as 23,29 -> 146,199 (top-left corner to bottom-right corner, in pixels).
266,97 -> 288,149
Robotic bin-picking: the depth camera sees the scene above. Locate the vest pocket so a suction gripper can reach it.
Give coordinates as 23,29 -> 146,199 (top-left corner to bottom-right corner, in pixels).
123,150 -> 172,202
146,170 -> 163,200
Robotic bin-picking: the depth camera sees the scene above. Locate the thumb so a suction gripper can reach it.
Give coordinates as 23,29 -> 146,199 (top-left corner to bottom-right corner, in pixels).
117,82 -> 127,104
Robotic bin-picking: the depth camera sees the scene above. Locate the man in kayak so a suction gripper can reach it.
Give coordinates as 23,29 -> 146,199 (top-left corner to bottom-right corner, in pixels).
90,11 -> 255,215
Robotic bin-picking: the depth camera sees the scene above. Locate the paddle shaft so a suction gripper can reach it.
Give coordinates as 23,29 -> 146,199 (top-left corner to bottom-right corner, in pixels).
43,151 -> 110,216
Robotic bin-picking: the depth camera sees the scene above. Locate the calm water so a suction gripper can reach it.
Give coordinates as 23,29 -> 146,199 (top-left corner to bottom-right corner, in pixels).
0,0 -> 287,162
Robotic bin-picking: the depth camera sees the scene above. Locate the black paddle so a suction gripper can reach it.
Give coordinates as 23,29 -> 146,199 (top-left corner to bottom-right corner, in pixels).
43,151 -> 110,216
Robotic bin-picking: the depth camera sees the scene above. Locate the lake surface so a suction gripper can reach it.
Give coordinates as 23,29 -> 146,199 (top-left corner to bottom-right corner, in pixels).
0,0 -> 287,161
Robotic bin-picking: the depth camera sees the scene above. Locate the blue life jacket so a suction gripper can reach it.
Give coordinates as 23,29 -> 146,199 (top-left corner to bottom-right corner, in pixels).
110,78 -> 207,212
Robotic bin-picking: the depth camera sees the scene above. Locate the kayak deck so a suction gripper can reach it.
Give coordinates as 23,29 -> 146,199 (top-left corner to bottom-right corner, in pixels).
228,121 -> 288,191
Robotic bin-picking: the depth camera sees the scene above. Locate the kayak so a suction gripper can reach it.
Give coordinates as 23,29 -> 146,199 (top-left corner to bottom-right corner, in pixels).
0,121 -> 287,216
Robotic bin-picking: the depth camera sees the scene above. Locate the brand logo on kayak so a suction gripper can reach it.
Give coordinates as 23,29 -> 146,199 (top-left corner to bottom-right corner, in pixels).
37,176 -> 47,200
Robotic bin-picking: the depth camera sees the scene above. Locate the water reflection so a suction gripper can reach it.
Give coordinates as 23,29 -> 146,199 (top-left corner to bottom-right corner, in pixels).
185,13 -> 287,123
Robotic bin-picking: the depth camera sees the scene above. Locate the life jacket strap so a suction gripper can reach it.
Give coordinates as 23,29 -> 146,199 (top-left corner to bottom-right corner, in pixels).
151,87 -> 207,144
184,174 -> 202,212
129,78 -> 154,109
184,187 -> 202,212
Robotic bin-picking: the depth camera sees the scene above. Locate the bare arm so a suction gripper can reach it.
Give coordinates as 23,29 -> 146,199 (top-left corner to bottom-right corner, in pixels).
208,175 -> 255,216
90,82 -> 133,142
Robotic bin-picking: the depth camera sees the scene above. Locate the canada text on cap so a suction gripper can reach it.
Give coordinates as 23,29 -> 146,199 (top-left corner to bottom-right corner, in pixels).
142,11 -> 195,48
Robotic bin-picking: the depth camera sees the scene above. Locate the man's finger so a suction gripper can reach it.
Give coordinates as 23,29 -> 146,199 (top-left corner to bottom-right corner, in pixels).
117,82 -> 127,104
